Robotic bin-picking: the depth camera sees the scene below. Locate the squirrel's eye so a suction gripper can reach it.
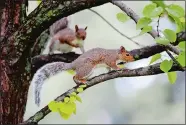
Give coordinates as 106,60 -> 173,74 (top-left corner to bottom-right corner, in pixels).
126,53 -> 129,56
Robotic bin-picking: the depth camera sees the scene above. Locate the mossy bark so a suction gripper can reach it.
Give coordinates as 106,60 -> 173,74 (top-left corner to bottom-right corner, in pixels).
0,0 -> 110,124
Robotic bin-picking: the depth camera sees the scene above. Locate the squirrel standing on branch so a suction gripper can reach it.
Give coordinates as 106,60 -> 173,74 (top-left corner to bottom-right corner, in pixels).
48,17 -> 87,54
31,46 -> 135,106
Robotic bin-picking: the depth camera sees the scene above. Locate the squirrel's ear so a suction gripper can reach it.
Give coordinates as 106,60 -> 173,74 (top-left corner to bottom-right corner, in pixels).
119,46 -> 126,53
75,25 -> 79,32
85,26 -> 88,30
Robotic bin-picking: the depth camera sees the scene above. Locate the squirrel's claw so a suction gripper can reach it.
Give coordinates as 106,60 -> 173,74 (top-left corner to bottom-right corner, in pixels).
73,75 -> 87,85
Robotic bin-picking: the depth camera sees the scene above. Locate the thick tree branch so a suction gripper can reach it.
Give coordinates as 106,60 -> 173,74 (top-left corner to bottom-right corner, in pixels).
1,0 -> 110,66
31,52 -> 79,76
23,62 -> 185,124
31,44 -> 166,74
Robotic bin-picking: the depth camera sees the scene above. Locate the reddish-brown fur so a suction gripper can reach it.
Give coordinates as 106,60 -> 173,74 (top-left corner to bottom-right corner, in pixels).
49,24 -> 87,53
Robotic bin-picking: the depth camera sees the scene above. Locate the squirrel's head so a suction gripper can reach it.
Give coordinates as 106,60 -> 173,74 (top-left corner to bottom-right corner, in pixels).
118,46 -> 135,62
75,25 -> 87,40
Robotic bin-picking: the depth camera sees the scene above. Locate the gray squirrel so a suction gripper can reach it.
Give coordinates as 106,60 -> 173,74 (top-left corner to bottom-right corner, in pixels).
32,46 -> 135,106
48,17 -> 87,54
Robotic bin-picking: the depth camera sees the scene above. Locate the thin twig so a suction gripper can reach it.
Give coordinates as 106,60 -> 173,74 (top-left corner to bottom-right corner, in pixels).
88,8 -> 144,47
157,16 -> 161,37
112,1 -> 184,70
165,49 -> 184,71
156,14 -> 184,71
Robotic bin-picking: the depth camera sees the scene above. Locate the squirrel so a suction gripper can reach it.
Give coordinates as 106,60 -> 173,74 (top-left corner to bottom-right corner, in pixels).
32,46 -> 135,106
48,17 -> 88,54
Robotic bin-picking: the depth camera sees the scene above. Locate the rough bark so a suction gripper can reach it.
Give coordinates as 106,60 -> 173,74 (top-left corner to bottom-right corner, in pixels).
0,0 -> 110,124
0,0 -> 29,124
0,0 -> 185,124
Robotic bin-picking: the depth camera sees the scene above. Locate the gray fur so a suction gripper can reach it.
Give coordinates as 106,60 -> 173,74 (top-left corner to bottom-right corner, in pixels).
32,62 -> 72,106
32,47 -> 134,106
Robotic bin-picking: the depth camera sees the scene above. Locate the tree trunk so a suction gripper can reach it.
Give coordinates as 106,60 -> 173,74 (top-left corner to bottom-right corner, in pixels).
0,0 -> 28,124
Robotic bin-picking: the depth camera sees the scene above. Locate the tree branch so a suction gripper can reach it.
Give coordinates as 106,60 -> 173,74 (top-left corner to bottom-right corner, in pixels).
111,1 -> 185,54
88,8 -> 144,47
1,0 -> 110,66
111,1 -> 185,42
31,44 -> 166,74
31,52 -> 79,76
23,61 -> 185,124
111,1 -> 184,70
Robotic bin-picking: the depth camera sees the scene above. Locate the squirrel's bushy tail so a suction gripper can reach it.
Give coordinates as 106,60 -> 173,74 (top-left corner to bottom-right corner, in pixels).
32,62 -> 72,106
49,17 -> 69,36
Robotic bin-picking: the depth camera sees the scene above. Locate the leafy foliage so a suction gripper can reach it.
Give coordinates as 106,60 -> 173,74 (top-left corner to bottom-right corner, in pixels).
167,71 -> 177,84
165,4 -> 185,18
48,101 -> 59,112
160,59 -> 178,84
160,60 -> 173,73
67,69 -> 76,75
176,51 -> 186,67
163,29 -> 177,43
48,85 -> 87,120
151,0 -> 166,9
143,3 -> 163,18
139,26 -> 153,35
178,41 -> 186,51
116,12 -> 130,23
155,37 -> 170,45
165,4 -> 185,33
149,53 -> 161,64
136,17 -> 152,29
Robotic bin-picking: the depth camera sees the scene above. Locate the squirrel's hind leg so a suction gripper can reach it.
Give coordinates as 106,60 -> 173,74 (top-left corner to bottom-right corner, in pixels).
73,63 -> 94,85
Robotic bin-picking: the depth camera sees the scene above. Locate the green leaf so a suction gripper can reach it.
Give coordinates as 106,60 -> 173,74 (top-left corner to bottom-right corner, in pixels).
179,17 -> 185,23
79,85 -> 87,88
163,29 -> 177,42
149,53 -> 161,64
77,88 -> 84,93
116,12 -> 130,23
167,72 -> 177,84
139,26 -> 153,35
168,13 -> 185,33
151,0 -> 166,9
165,4 -> 185,18
67,69 -> 76,75
176,51 -> 186,67
70,92 -> 77,96
143,3 -> 163,18
73,106 -> 77,115
75,95 -> 82,103
136,17 -> 152,29
178,41 -> 186,51
70,96 -> 76,102
59,102 -> 75,115
48,101 -> 58,112
64,97 -> 70,103
160,60 -> 173,73
155,37 -> 170,45
58,110 -> 71,120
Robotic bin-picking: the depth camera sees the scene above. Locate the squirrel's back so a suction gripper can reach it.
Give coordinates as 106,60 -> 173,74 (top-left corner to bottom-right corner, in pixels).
71,48 -> 118,66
